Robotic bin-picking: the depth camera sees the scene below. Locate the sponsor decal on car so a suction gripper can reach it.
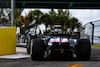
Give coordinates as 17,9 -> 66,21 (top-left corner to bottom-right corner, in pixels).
48,37 -> 68,45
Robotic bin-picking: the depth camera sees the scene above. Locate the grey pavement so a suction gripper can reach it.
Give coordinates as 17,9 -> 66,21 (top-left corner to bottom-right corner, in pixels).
0,47 -> 30,60
0,47 -> 100,67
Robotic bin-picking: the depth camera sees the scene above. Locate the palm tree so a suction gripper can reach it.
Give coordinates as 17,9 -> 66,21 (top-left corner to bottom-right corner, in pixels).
49,9 -> 55,14
70,17 -> 81,31
5,8 -> 23,22
18,15 -> 28,42
57,9 -> 70,30
41,13 -> 51,31
27,10 -> 43,35
0,17 -> 9,26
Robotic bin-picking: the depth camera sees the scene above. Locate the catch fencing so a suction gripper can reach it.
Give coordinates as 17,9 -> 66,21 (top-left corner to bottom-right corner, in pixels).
79,20 -> 100,44
0,0 -> 13,27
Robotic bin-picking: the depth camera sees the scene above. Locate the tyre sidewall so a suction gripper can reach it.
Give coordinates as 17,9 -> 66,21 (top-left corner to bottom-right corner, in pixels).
76,39 -> 91,60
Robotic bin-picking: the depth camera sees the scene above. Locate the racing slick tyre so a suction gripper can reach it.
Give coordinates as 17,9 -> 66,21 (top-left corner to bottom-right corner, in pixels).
76,39 -> 91,60
31,38 -> 44,61
27,39 -> 31,54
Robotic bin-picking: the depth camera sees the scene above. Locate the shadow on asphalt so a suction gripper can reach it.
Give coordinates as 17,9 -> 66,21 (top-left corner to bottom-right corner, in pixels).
31,57 -> 100,61
31,56 -> 93,61
44,57 -> 76,61
16,45 -> 26,48
32,56 -> 100,61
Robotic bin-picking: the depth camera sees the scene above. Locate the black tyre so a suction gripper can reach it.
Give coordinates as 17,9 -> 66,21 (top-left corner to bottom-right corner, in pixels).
76,39 -> 91,60
31,38 -> 44,61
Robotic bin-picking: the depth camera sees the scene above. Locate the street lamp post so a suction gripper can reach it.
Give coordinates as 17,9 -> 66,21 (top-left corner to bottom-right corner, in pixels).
11,0 -> 15,26
90,22 -> 94,44
98,36 -> 100,44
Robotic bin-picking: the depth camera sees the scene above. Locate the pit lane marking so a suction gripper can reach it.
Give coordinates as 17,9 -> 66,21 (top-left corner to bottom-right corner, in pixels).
66,64 -> 83,67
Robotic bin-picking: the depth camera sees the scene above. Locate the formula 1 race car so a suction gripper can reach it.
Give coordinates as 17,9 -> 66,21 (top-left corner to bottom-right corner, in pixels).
27,30 -> 91,61
27,24 -> 91,61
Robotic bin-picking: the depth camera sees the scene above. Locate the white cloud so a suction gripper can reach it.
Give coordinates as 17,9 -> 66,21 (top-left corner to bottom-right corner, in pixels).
69,9 -> 100,25
21,9 -> 50,16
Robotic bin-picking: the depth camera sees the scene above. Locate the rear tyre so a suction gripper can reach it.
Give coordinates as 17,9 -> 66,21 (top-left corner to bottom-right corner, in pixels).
76,39 -> 91,60
31,38 -> 44,61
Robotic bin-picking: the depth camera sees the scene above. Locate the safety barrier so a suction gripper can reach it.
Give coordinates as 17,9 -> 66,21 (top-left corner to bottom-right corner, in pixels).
79,20 -> 100,44
0,27 -> 16,56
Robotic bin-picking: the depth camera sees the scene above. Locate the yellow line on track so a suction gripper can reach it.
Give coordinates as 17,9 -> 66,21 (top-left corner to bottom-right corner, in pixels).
66,64 -> 83,67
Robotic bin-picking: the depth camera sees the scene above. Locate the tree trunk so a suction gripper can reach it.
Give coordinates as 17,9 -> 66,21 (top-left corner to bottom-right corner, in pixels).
45,27 -> 46,32
23,23 -> 26,43
45,25 -> 48,32
35,18 -> 38,35
35,24 -> 37,35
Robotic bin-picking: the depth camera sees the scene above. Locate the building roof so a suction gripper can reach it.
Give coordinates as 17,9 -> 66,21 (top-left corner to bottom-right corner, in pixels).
1,0 -> 100,9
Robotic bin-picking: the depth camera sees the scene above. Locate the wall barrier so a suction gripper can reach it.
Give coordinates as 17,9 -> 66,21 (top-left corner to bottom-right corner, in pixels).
0,27 -> 16,56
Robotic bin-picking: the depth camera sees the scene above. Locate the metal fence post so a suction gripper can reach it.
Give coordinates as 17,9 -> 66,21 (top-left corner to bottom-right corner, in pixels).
98,36 -> 100,44
90,22 -> 94,44
11,0 -> 15,26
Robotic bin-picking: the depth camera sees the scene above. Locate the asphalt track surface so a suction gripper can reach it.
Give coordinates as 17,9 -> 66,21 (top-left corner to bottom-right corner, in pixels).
0,47 -> 100,67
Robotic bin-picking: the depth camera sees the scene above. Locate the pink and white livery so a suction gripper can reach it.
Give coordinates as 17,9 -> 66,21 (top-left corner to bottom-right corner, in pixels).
48,37 -> 69,45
